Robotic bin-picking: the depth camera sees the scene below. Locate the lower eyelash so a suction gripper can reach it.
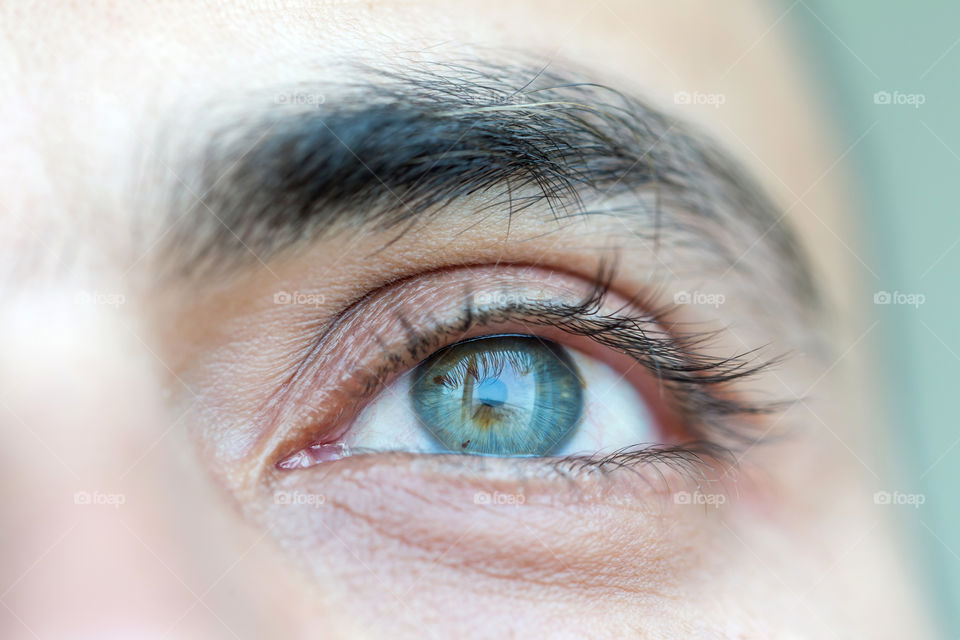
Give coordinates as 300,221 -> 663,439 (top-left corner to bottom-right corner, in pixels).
550,441 -> 737,482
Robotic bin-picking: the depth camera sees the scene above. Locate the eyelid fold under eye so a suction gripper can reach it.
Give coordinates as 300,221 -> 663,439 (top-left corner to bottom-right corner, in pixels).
264,263 -> 782,476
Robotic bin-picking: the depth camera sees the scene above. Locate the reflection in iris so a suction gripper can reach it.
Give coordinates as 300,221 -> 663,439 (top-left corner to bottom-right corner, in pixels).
411,335 -> 584,456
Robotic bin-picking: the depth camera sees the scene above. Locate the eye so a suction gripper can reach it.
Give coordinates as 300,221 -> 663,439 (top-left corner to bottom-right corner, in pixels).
336,332 -> 658,459
271,265 -> 772,472
278,331 -> 657,465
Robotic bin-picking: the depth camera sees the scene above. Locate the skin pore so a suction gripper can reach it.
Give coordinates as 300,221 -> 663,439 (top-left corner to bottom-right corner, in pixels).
0,1 -> 935,638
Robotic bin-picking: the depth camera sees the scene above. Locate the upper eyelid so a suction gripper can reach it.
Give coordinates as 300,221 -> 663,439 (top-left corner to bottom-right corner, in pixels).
260,260 -> 600,420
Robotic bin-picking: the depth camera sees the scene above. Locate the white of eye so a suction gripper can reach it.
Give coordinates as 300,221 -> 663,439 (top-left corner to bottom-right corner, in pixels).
342,345 -> 657,458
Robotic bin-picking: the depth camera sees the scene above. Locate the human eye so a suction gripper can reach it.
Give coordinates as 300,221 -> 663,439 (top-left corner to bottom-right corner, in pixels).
349,332 -> 636,459
153,59 -> 833,636
271,264 -> 771,476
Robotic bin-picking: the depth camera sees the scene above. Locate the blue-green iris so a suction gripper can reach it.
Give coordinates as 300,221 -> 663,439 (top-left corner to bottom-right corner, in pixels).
410,335 -> 584,456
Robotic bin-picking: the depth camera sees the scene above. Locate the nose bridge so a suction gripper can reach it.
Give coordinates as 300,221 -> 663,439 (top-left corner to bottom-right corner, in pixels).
0,291 -> 212,639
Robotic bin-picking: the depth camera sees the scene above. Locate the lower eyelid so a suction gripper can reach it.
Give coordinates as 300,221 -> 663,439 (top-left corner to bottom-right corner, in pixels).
268,445 -> 736,507
259,449 -> 738,607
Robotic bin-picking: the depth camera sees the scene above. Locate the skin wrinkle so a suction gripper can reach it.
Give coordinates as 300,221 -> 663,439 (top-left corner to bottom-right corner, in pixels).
270,463 -> 686,600
161,60 -> 818,313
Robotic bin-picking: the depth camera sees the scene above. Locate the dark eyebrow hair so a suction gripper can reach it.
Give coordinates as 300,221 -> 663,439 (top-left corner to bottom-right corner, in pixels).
163,59 -> 817,306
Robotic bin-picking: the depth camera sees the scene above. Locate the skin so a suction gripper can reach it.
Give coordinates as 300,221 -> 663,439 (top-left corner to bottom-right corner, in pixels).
0,1 -> 936,638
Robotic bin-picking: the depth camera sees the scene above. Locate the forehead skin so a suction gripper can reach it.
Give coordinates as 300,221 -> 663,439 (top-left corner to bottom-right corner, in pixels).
0,1 -> 934,639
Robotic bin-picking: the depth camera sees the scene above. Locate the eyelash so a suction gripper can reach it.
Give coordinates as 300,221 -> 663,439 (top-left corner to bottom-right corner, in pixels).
279,262 -> 785,478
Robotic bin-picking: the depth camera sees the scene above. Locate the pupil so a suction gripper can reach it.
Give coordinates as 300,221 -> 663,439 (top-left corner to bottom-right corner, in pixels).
474,377 -> 508,407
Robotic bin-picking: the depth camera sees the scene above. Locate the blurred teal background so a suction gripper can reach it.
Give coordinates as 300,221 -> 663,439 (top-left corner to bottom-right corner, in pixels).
791,1 -> 959,635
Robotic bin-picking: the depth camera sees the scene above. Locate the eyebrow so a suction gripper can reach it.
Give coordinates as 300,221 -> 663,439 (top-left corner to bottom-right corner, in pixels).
163,59 -> 817,305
